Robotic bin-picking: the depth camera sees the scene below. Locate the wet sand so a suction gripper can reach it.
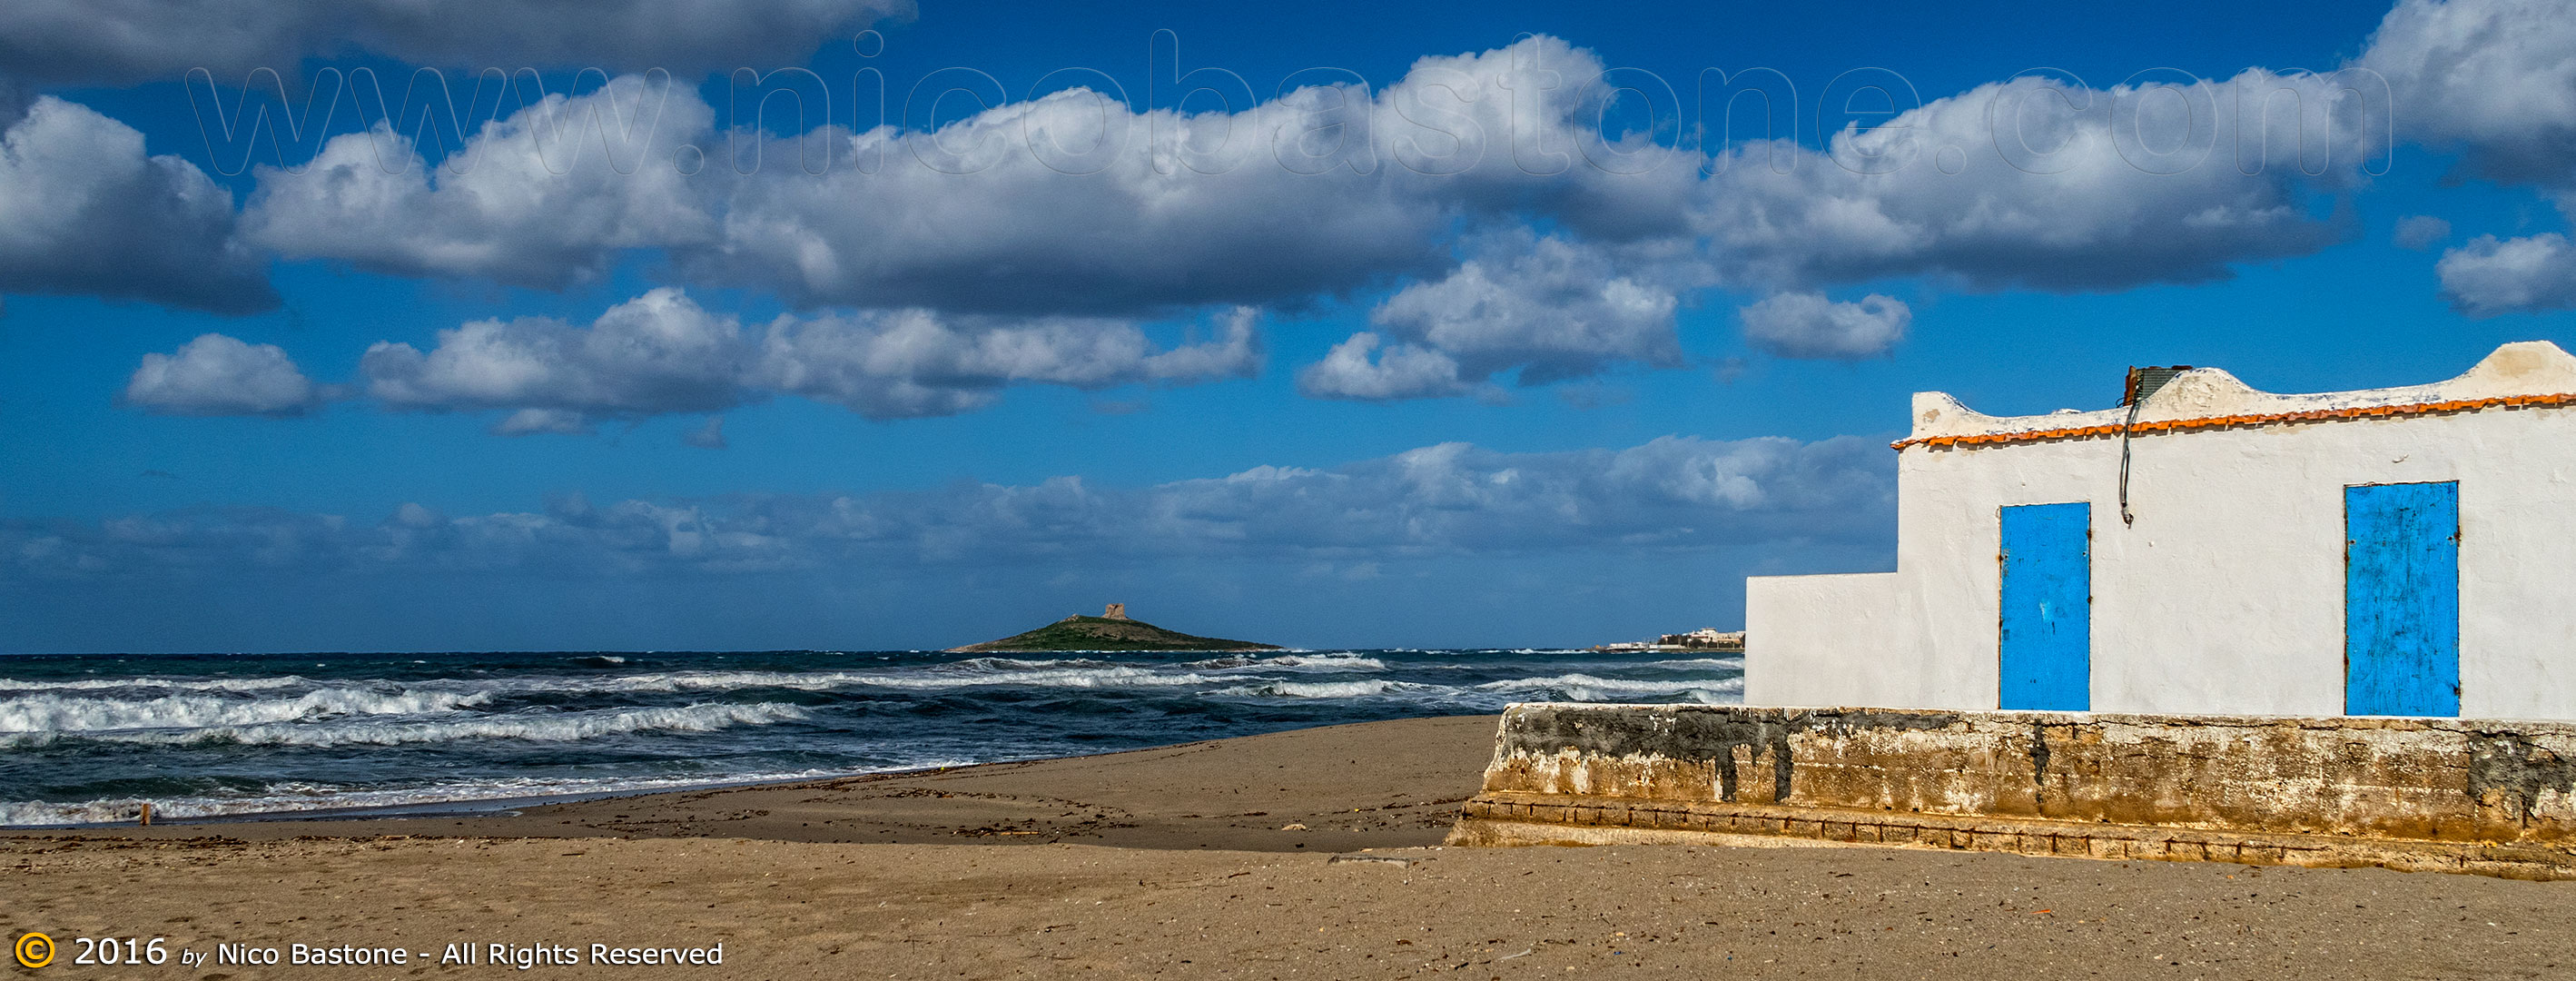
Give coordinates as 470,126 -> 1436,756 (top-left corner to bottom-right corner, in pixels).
8,715 -> 2575,978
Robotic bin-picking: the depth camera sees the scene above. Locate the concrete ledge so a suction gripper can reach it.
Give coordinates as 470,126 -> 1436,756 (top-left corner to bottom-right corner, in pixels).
1446,793 -> 2576,880
1446,703 -> 2576,879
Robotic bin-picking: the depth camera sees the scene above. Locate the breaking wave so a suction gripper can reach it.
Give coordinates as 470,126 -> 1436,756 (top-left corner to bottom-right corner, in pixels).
1256,653 -> 1388,671
0,646 -> 1743,827
4,702 -> 809,749
1476,673 -> 1746,702
1637,658 -> 1747,670
0,689 -> 491,733
1210,679 -> 1437,699
0,675 -> 316,693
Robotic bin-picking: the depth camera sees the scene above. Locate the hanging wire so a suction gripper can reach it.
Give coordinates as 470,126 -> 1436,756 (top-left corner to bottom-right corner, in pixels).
2118,396 -> 2144,526
2117,366 -> 2191,527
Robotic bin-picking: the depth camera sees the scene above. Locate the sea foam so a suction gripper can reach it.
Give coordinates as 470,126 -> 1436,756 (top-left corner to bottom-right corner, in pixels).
0,674 -> 317,693
4,701 -> 809,748
0,689 -> 491,733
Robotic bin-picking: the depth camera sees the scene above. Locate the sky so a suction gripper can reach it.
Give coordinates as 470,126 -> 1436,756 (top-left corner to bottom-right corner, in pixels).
3,0 -> 2574,653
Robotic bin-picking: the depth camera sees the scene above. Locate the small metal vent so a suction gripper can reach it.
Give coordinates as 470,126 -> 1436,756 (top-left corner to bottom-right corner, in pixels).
2122,365 -> 2193,406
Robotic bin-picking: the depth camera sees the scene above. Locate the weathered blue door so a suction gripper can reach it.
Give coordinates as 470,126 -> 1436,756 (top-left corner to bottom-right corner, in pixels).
2344,481 -> 2460,717
1999,502 -> 2091,710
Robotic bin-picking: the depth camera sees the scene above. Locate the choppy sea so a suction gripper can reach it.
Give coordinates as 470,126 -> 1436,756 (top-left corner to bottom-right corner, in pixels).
0,648 -> 1742,827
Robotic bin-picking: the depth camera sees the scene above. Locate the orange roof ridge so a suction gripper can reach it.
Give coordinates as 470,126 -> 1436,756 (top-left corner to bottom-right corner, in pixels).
1896,341 -> 2576,452
1892,391 -> 2576,451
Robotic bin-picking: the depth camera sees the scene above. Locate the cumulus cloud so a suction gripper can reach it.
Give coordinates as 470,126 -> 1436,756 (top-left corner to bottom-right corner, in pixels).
1689,69 -> 2376,292
0,0 -> 912,85
1323,235 -> 1683,398
1298,333 -> 1474,401
236,36 -> 2376,343
2,433 -> 1891,580
2357,0 -> 2576,191
362,287 -> 747,424
360,287 -> 1263,428
0,97 -> 275,313
761,305 -> 1262,420
241,74 -> 1442,313
2360,0 -> 2576,314
1737,292 -> 1912,360
123,333 -> 322,416
243,75 -> 719,291
2393,214 -> 2453,250
491,408 -> 595,436
2436,233 -> 2576,315
199,33 -> 2422,397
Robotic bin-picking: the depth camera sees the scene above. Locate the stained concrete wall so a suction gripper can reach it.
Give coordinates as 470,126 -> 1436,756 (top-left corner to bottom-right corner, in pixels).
1472,703 -> 2576,845
1746,342 -> 2576,718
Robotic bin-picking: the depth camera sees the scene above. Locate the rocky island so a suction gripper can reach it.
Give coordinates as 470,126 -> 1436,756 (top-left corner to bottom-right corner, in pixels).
949,604 -> 1283,653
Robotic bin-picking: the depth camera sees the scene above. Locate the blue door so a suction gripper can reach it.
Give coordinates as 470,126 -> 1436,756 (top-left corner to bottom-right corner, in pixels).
2000,502 -> 2091,710
2345,481 -> 2460,717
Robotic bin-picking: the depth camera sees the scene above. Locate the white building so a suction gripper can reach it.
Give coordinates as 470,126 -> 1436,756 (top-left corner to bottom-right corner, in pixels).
1746,341 -> 2576,720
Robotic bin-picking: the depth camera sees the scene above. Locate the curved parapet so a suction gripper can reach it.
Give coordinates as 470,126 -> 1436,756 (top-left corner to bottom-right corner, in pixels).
1898,341 -> 2576,451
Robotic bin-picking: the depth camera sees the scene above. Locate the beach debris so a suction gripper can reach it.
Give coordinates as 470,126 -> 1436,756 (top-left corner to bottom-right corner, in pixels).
1327,854 -> 1413,867
1278,822 -> 1308,831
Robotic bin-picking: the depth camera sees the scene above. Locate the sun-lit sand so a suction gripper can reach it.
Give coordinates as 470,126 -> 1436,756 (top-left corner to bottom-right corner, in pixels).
9,716 -> 2573,978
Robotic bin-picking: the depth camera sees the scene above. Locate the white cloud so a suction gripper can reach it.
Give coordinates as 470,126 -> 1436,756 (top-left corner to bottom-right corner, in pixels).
243,75 -> 720,291
1344,235 -> 1683,396
1689,69 -> 2375,292
360,288 -> 1264,428
236,36 -> 2373,338
123,334 -> 321,416
3,433 -> 1891,579
758,305 -> 1262,420
0,98 -> 275,313
2356,1 -> 2576,313
2393,214 -> 2453,250
2357,0 -> 2576,191
1737,292 -> 1911,360
491,408 -> 594,436
0,0 -> 912,85
2436,233 -> 2576,315
1297,333 -> 1473,401
363,287 -> 748,421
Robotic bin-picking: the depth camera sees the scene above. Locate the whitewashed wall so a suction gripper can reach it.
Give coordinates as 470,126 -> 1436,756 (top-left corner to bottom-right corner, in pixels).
1746,342 -> 2576,720
1743,572 -> 1901,708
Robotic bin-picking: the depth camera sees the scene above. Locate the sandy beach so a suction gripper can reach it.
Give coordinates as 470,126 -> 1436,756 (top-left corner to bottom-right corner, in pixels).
9,715 -> 2574,979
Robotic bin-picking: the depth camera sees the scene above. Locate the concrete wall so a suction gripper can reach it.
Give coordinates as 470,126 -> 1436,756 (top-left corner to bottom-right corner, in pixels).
1473,703 -> 2576,840
1747,342 -> 2576,718
1449,704 -> 2576,877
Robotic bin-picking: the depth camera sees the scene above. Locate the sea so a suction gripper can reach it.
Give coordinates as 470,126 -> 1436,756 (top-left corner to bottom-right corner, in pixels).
0,647 -> 1742,827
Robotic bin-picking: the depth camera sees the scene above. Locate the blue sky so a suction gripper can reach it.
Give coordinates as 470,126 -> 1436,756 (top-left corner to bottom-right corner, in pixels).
3,0 -> 2573,653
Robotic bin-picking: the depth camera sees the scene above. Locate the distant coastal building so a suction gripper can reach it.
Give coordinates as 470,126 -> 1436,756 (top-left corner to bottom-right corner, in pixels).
1592,629 -> 1744,653
1747,341 -> 2576,719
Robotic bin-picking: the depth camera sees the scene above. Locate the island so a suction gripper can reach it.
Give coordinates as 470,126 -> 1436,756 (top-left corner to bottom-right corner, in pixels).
948,603 -> 1284,652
